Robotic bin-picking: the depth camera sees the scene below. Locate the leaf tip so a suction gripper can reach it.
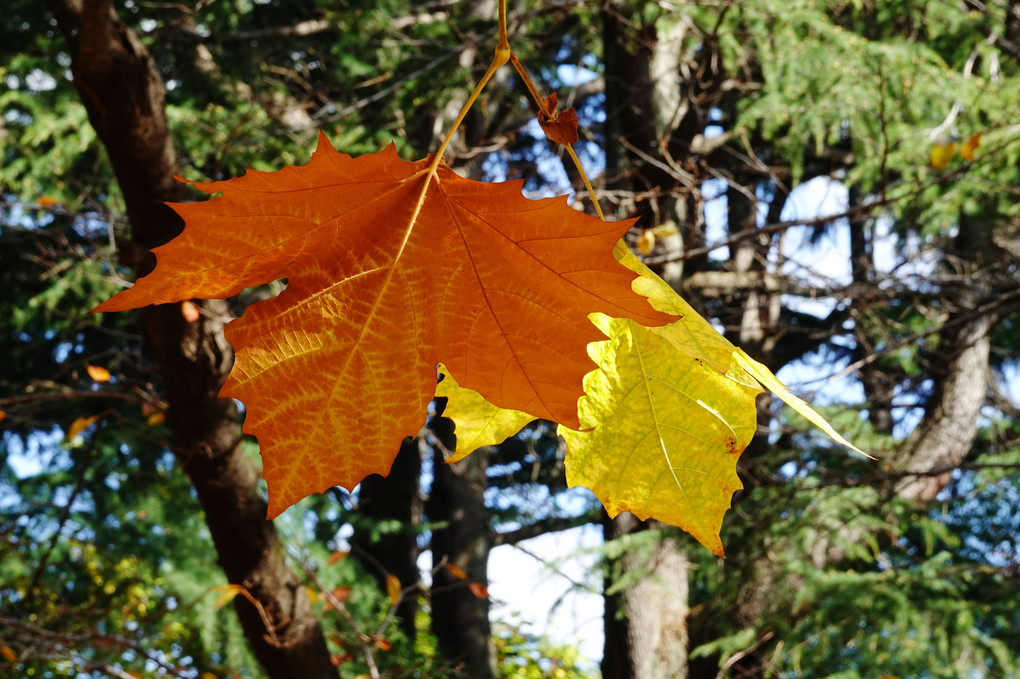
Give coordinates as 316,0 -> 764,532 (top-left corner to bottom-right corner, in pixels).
265,492 -> 293,521
732,349 -> 873,459
315,130 -> 334,151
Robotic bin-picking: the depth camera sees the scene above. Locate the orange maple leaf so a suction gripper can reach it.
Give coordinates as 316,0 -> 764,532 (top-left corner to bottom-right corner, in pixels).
94,134 -> 673,515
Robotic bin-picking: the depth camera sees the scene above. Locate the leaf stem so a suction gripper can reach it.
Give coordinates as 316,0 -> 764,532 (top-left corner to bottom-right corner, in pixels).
498,0 -> 508,46
406,2 -> 512,261
508,51 -> 552,117
566,145 -> 605,221
429,0 -> 606,226
427,48 -> 509,178
428,0 -> 512,178
506,32 -> 605,220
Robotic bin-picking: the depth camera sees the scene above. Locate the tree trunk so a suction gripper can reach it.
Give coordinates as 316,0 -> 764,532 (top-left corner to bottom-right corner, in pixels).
351,439 -> 423,641
602,514 -> 689,679
428,416 -> 495,678
48,2 -> 337,676
848,186 -> 897,436
889,206 -> 996,500
720,198 -> 1003,679
599,5 -> 697,677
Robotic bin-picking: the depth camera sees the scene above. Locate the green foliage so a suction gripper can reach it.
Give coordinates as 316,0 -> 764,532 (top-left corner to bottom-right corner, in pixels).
711,0 -> 1020,236
688,416 -> 1020,678
0,3 -> 111,208
493,618 -> 598,679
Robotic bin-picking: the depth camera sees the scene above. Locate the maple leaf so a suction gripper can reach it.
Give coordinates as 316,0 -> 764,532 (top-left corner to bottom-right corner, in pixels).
93,134 -> 673,516
960,132 -> 982,161
437,247 -> 865,555
929,140 -> 958,170
537,92 -> 579,146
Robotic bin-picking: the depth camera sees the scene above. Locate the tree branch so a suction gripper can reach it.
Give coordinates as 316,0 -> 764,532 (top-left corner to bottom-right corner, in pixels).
490,510 -> 601,548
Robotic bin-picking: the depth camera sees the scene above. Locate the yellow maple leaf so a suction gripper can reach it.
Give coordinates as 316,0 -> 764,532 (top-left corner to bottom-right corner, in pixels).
438,364 -> 534,462
929,141 -> 958,170
66,415 -> 101,441
438,245 -> 863,555
733,350 -> 866,456
565,315 -> 758,556
385,573 -> 402,606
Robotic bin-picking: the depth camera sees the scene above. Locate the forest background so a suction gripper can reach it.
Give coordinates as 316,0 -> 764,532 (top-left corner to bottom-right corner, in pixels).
2,1 -> 1020,678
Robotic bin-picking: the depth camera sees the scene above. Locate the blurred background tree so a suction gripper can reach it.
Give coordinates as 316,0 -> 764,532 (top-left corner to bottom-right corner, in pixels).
2,1 -> 1018,678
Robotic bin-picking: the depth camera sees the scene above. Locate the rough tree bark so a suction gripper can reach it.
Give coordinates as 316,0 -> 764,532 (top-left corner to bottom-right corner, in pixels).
350,439 -> 423,641
428,417 -> 496,678
601,515 -> 689,679
888,207 -> 996,500
47,1 -> 337,676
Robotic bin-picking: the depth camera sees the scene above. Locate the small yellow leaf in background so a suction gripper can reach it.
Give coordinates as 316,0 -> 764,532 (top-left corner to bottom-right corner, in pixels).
0,645 -> 17,662
444,563 -> 468,580
385,574 -> 401,606
146,412 -> 166,427
327,550 -> 349,565
929,141 -> 958,169
201,673 -> 218,679
653,222 -> 680,238
181,300 -> 202,322
67,415 -> 100,440
36,195 -> 60,208
125,672 -> 143,679
306,587 -> 318,604
468,582 -> 488,599
210,584 -> 245,610
960,132 -> 982,161
86,364 -> 111,382
636,230 -> 656,255
376,639 -> 392,651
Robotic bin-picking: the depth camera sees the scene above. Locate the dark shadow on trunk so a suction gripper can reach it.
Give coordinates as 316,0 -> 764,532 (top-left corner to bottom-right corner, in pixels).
428,415 -> 495,678
351,439 -> 423,641
47,1 -> 338,676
